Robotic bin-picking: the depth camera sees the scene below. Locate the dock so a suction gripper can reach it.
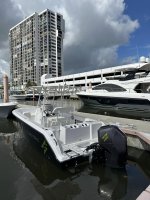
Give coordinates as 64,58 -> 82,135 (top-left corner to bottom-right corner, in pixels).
136,185 -> 150,200
74,111 -> 150,151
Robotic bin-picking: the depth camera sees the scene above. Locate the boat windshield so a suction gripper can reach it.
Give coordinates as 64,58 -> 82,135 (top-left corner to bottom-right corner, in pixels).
93,83 -> 126,92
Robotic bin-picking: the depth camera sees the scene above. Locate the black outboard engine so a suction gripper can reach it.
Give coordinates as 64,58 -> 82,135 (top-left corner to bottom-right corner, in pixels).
98,125 -> 127,168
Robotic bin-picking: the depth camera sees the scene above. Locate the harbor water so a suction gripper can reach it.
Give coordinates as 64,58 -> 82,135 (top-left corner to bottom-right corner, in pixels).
0,99 -> 150,200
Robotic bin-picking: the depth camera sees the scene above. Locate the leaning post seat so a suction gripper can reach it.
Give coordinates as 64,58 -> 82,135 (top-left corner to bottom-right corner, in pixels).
59,123 -> 90,145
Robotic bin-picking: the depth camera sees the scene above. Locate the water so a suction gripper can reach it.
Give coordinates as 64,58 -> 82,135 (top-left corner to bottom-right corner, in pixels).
0,99 -> 150,200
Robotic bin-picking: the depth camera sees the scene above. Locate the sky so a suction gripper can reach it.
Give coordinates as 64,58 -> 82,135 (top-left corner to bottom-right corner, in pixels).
0,0 -> 150,76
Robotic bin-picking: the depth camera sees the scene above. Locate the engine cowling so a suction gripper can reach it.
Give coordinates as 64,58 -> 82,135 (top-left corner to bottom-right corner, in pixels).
98,125 -> 127,168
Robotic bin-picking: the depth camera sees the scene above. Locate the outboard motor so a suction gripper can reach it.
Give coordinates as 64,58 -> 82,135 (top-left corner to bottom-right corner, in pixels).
98,125 -> 127,168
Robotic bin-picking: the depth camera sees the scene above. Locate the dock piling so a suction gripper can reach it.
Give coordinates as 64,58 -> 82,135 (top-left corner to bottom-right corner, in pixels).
3,74 -> 9,103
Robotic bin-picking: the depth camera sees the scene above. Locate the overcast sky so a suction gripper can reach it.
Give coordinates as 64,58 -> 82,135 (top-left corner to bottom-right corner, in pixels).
0,0 -> 150,76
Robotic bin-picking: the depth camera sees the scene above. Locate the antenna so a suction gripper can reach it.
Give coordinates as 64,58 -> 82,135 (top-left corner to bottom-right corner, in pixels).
136,45 -> 140,67
136,45 -> 139,61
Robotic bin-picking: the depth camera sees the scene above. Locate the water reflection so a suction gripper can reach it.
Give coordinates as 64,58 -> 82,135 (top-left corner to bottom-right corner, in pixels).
13,136 -> 81,199
0,114 -> 149,199
128,147 -> 150,178
0,118 -> 17,133
12,132 -> 128,200
89,165 -> 127,200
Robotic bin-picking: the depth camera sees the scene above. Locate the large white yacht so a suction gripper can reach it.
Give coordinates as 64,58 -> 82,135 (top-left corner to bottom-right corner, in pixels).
10,90 -> 27,100
77,77 -> 150,119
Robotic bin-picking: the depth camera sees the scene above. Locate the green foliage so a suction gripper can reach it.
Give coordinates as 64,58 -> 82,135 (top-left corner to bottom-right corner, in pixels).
26,80 -> 37,88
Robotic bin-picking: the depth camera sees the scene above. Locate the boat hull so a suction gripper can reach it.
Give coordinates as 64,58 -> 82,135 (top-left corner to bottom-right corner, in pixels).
78,94 -> 150,119
16,118 -> 88,167
0,102 -> 17,118
19,119 -> 56,158
25,94 -> 43,101
10,95 -> 27,100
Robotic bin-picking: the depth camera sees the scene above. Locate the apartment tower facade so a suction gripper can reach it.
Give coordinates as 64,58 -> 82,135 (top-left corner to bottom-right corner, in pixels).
9,9 -> 65,87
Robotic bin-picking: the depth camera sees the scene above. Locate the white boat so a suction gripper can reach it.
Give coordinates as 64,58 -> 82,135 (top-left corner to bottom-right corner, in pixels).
0,102 -> 17,118
11,94 -> 27,100
26,89 -> 43,100
10,90 -> 27,100
77,78 -> 150,118
12,100 -> 127,167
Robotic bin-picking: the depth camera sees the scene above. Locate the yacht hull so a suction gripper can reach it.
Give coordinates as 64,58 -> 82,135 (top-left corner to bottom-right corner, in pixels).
10,95 -> 27,100
78,94 -> 150,119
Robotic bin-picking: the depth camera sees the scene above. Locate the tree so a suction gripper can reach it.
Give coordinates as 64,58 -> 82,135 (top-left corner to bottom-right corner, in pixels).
26,80 -> 37,88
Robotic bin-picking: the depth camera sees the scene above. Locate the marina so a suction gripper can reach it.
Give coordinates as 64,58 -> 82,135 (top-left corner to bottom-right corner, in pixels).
0,99 -> 150,200
0,73 -> 150,199
1,1 -> 150,199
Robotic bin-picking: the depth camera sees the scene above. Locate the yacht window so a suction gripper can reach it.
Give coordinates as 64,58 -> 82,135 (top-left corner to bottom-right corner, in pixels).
93,84 -> 126,92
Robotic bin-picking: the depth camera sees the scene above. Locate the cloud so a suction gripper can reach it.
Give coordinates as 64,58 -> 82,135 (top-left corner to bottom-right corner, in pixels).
0,43 -> 13,77
0,0 -> 23,75
0,60 -> 9,76
59,0 -> 139,73
0,0 -> 139,76
0,0 -> 23,47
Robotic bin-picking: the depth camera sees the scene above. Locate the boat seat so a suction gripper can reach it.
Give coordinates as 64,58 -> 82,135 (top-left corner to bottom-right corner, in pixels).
59,123 -> 90,145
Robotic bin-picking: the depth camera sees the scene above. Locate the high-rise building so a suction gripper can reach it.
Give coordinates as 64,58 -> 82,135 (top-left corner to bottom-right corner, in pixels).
9,9 -> 65,87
